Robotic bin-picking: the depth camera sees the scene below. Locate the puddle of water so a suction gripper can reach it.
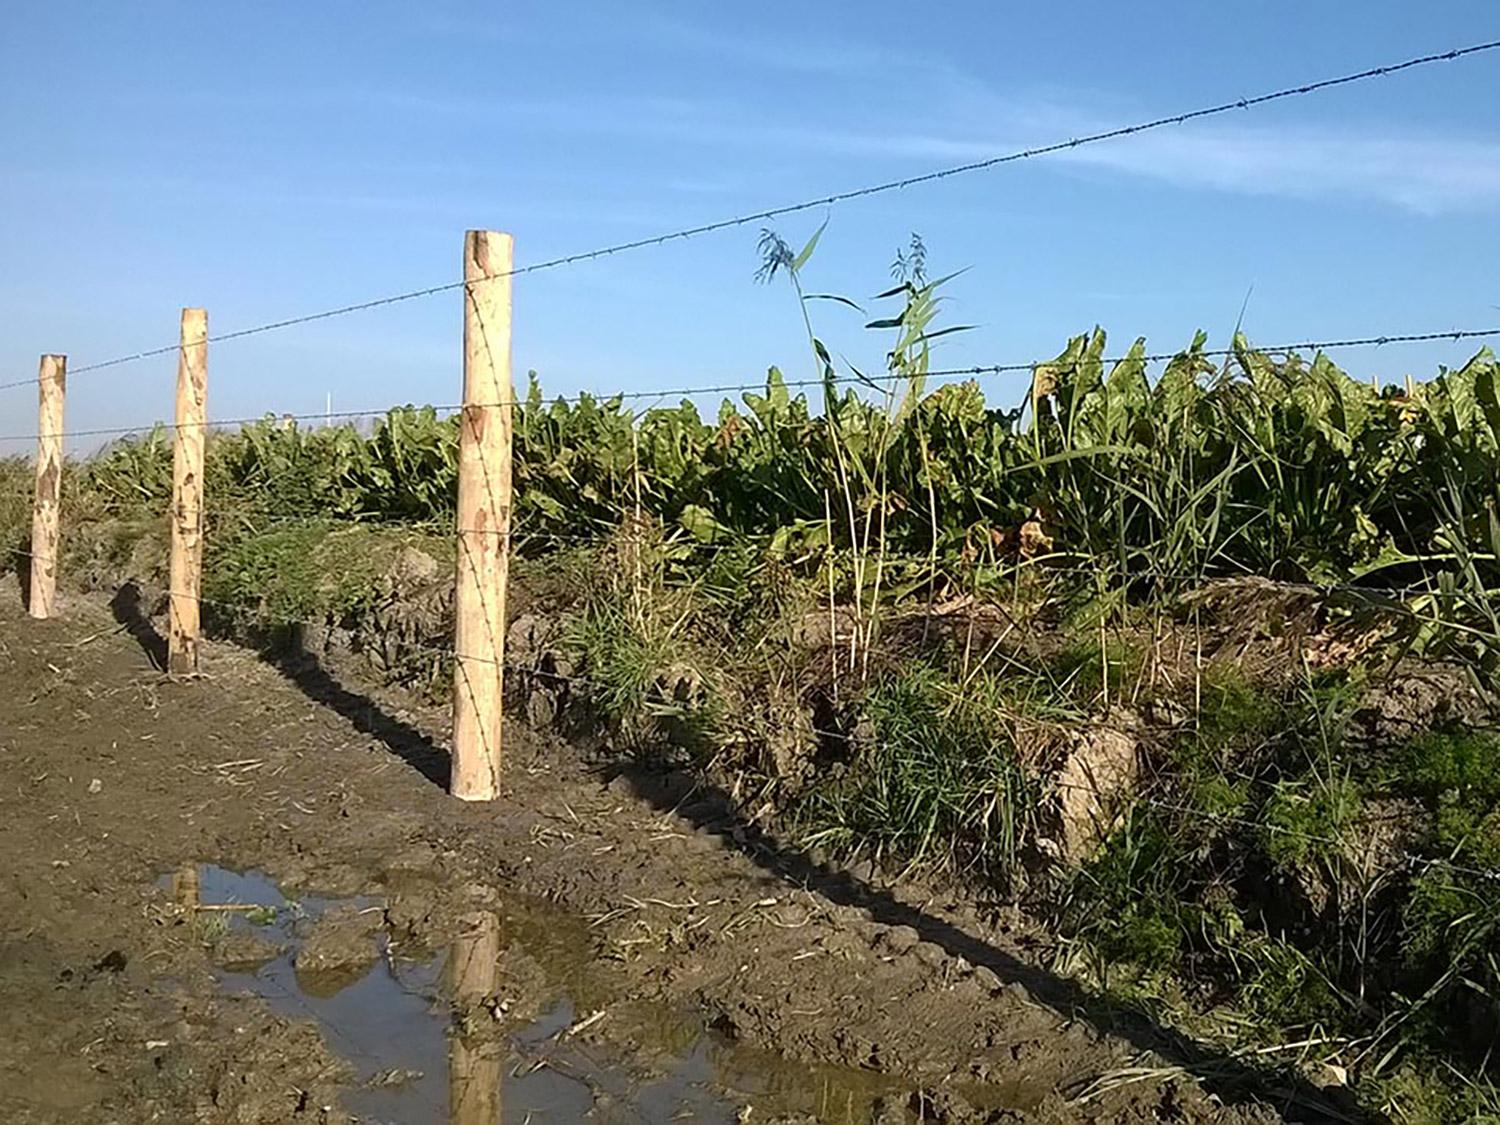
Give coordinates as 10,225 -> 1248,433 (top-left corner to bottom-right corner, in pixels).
163,864 -> 914,1123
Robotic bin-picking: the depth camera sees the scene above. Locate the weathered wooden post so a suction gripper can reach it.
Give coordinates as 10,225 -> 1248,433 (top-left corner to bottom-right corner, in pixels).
168,308 -> 207,675
28,354 -> 66,618
451,230 -> 513,800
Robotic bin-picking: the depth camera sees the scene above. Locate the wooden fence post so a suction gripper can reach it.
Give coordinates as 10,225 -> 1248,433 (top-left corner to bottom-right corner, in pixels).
28,354 -> 66,619
168,308 -> 207,675
451,230 -> 513,801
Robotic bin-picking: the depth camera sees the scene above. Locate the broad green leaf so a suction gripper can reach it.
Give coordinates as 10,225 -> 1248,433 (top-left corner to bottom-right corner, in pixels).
678,503 -> 726,542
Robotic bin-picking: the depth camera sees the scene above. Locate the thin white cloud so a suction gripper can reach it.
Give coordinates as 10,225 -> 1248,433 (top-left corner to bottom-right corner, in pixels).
753,72 -> 1500,213
388,78 -> 1500,215
96,46 -> 1500,216
1053,126 -> 1500,214
705,109 -> 1500,215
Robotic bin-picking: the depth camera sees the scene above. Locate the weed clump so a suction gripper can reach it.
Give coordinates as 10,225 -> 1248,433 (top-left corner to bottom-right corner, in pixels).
801,664 -> 1034,882
1260,775 -> 1364,869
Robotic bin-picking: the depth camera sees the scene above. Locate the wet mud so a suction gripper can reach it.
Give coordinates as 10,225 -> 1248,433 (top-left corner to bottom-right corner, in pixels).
171,864 -> 906,1123
0,592 -> 1341,1122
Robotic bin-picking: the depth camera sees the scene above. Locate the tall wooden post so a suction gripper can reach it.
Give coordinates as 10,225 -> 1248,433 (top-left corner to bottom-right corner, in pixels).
448,912 -> 502,1121
28,354 -> 65,619
451,230 -> 513,801
168,308 -> 208,675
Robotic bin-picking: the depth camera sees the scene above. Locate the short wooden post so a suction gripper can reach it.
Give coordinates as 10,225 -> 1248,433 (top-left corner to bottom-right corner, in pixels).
28,354 -> 66,619
448,911 -> 502,1121
451,230 -> 513,801
168,308 -> 208,675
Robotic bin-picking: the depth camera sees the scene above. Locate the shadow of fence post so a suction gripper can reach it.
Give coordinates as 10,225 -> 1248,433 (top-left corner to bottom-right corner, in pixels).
612,762 -> 1368,1124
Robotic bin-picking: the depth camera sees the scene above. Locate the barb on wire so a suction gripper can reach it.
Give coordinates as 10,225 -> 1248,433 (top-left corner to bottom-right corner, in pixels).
1,38 -> 1496,395
2,325 -> 1497,444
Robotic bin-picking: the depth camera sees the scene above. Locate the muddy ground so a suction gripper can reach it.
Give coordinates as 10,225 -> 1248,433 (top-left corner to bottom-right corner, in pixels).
0,589 -> 1360,1123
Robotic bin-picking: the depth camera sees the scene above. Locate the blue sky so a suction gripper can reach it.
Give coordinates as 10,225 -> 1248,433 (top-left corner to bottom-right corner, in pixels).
2,2 -> 1499,453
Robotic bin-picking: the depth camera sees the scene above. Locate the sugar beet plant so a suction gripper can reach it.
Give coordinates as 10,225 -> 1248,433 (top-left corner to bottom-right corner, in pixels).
18,237 -> 1499,672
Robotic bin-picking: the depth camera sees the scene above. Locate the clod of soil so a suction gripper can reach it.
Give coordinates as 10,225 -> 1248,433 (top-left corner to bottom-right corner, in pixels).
293,905 -> 383,980
213,931 -> 284,973
1346,663 -> 1491,747
1035,723 -> 1140,865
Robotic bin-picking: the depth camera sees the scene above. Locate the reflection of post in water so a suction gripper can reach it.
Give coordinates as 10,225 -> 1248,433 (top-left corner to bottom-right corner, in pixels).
449,911 -> 502,1124
171,864 -> 201,910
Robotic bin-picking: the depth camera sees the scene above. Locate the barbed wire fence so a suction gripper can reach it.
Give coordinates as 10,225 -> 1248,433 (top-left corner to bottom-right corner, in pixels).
2,34 -> 1498,857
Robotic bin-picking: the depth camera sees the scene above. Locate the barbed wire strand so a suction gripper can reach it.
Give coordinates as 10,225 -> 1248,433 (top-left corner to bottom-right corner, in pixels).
1,39 -> 1496,395
2,325 -> 1496,444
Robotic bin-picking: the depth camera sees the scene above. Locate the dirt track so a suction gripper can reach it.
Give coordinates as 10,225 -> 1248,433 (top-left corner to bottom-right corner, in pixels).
0,590 -> 1355,1123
